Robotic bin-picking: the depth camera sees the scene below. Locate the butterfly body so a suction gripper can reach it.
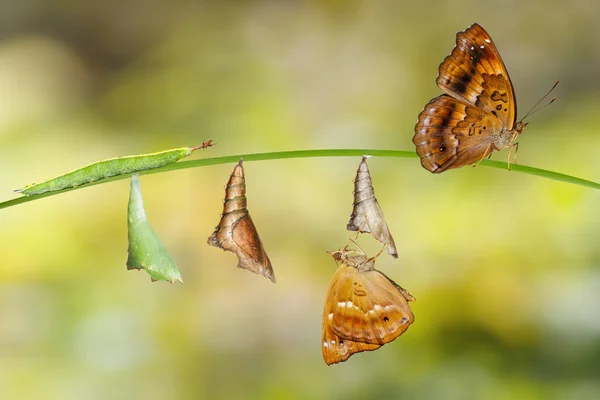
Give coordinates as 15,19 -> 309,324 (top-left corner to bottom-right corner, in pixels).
322,249 -> 414,365
414,23 -> 527,173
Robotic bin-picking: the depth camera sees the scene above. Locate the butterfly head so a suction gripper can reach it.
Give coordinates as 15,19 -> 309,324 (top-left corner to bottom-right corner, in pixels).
514,121 -> 528,134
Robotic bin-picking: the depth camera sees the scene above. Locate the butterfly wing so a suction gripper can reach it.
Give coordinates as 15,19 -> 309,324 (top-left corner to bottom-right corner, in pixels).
330,268 -> 414,345
414,95 -> 504,173
322,320 -> 381,365
322,264 -> 415,365
322,266 -> 380,365
436,23 -> 517,129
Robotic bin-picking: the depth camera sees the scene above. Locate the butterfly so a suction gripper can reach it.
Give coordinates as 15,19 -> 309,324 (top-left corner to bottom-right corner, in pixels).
322,247 -> 415,365
414,23 -> 532,173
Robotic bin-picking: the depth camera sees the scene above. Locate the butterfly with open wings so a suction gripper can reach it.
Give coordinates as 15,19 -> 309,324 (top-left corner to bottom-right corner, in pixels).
413,23 -> 556,173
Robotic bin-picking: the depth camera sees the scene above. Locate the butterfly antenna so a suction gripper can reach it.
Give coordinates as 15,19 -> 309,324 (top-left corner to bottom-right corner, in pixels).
522,81 -> 559,121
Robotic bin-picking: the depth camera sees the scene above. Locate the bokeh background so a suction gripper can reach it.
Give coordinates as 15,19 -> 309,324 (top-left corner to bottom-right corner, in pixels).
0,1 -> 599,399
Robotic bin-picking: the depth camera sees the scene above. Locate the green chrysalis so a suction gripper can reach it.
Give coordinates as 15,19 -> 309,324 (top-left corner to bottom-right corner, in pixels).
126,174 -> 182,283
15,140 -> 214,196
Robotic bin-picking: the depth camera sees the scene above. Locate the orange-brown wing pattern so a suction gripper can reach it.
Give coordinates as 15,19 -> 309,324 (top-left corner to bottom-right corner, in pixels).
414,95 -> 504,173
321,264 -> 415,365
436,23 -> 517,129
322,266 -> 380,365
329,268 -> 414,345
322,320 -> 380,365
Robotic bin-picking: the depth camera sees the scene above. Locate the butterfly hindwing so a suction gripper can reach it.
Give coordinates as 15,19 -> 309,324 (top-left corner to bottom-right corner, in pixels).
330,269 -> 414,345
322,321 -> 380,365
436,23 -> 517,129
414,95 -> 504,173
322,266 -> 381,365
322,258 -> 415,365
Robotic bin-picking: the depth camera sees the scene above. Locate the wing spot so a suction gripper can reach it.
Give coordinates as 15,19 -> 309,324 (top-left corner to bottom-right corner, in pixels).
439,146 -> 446,152
480,45 -> 485,49
492,111 -> 498,117
383,316 -> 389,322
504,108 -> 508,112
496,104 -> 502,111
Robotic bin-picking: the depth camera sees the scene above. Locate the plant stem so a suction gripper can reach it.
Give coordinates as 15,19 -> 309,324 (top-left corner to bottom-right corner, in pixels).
1,149 -> 597,210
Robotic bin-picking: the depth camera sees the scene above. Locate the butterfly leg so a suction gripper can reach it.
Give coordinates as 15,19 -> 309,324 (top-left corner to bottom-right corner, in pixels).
373,243 -> 387,260
507,142 -> 519,171
472,143 -> 493,168
350,219 -> 369,240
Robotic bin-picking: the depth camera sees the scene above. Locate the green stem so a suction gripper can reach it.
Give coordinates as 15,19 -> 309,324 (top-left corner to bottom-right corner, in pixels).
1,149 -> 597,210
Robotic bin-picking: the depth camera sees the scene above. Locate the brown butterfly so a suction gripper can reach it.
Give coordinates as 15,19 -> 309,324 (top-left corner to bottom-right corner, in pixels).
413,23 -> 554,173
208,159 -> 276,283
322,247 -> 415,365
347,156 -> 398,258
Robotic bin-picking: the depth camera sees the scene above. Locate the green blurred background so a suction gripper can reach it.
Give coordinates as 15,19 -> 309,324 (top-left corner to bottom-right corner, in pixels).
0,1 -> 599,399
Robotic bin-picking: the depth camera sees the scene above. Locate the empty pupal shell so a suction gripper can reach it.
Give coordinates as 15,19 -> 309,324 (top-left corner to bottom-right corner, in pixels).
126,174 -> 183,283
347,157 -> 398,258
208,159 -> 276,283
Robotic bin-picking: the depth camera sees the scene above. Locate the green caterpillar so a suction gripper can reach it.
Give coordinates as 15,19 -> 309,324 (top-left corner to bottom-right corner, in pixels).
15,140 -> 214,196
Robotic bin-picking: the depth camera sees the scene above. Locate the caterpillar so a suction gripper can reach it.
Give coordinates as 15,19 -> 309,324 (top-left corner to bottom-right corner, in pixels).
15,140 -> 215,196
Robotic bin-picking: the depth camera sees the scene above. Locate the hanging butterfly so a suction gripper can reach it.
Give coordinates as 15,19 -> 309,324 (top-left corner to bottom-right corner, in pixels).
413,23 -> 557,173
322,246 -> 415,365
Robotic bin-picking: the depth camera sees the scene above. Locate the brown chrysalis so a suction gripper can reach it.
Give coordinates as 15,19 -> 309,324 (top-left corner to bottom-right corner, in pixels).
347,156 -> 398,258
208,159 -> 276,283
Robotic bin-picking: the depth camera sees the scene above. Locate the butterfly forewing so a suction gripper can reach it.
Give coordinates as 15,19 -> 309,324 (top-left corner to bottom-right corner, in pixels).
414,94 -> 503,172
436,23 -> 516,128
414,23 -> 524,173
